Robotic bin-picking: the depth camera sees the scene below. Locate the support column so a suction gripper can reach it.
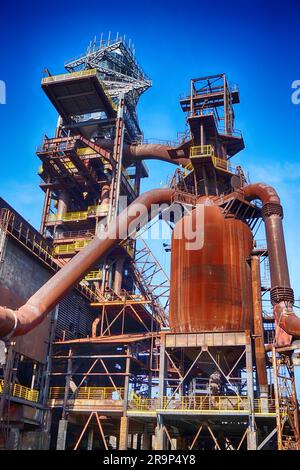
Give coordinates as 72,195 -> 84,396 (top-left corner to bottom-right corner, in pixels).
56,419 -> 68,450
7,428 -> 20,450
113,256 -> 125,294
141,433 -> 152,450
119,417 -> 129,450
40,186 -> 51,235
56,190 -> 69,220
87,429 -> 94,450
57,348 -> 72,450
119,345 -> 131,450
158,333 -> 166,408
251,254 -> 269,412
245,332 -> 257,450
155,415 -> 165,450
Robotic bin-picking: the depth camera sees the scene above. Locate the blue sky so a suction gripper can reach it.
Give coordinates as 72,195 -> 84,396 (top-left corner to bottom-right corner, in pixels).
0,1 -> 300,382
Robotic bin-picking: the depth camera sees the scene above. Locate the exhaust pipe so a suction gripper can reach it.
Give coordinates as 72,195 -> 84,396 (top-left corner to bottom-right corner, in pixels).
0,188 -> 174,338
243,183 -> 300,344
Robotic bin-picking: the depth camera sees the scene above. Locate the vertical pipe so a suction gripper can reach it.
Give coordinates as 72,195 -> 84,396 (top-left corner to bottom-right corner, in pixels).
101,183 -> 110,207
272,347 -> 282,450
119,345 -> 131,450
251,255 -> 268,402
113,256 -> 125,295
57,190 -> 69,220
264,215 -> 290,289
245,332 -> 257,450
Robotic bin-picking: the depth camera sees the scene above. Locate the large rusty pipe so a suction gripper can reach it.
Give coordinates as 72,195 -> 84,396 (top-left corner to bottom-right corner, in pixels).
113,256 -> 126,295
251,255 -> 268,395
0,188 -> 174,338
97,139 -> 190,167
243,183 -> 300,339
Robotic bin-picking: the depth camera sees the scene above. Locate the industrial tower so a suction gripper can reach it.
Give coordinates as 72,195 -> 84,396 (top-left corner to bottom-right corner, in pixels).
0,36 -> 299,451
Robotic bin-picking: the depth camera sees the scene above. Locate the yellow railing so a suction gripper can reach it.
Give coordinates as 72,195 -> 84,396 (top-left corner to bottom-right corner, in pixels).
48,204 -> 109,223
0,379 -> 39,403
85,270 -> 103,281
183,162 -> 194,173
42,68 -> 99,84
64,160 -> 75,170
41,69 -> 117,111
47,211 -> 88,222
77,147 -> 97,157
53,239 -> 91,255
212,156 -> 237,174
128,395 -> 276,414
49,386 -> 124,400
190,145 -> 214,158
189,145 -> 238,175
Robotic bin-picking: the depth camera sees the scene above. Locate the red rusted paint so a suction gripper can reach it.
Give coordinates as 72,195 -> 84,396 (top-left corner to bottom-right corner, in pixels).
170,203 -> 253,333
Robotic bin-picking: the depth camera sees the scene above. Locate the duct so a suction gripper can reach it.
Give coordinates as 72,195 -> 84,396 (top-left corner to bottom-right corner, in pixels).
97,139 -> 190,167
0,188 -> 174,339
243,183 -> 300,340
113,256 -> 126,295
251,254 -> 268,396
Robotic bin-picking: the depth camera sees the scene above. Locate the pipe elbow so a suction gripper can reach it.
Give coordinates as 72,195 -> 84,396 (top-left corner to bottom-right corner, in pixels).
0,306 -> 18,339
0,304 -> 42,339
274,302 -> 300,338
243,183 -> 281,206
128,143 -> 190,166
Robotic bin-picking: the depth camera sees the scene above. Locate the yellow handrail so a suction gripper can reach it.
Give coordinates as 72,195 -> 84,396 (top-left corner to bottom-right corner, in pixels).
189,145 -> 238,174
85,270 -> 103,281
49,386 -> 124,400
53,239 -> 91,255
128,395 -> 276,414
47,211 -> 88,222
0,379 -> 39,403
190,145 -> 214,158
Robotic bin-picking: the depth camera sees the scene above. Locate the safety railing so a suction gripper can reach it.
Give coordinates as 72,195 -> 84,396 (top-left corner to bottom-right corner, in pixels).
42,68 -> 99,84
49,386 -> 124,400
85,270 -> 103,281
0,379 -> 39,403
53,239 -> 91,255
128,395 -> 276,414
189,146 -> 238,175
54,229 -> 95,240
47,211 -> 88,222
190,145 -> 214,158
47,203 -> 110,223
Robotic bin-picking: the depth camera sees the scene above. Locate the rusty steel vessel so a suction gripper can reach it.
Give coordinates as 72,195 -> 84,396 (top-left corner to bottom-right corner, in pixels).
170,203 -> 253,333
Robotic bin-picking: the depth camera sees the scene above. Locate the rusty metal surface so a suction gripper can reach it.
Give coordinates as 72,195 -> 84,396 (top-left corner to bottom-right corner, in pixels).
264,215 -> 290,288
242,183 -> 281,205
251,255 -> 268,390
97,139 -> 190,166
170,204 -> 253,333
242,183 -> 300,341
0,188 -> 174,338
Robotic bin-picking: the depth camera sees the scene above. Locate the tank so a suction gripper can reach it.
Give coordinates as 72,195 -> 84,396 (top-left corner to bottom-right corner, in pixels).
169,203 -> 253,333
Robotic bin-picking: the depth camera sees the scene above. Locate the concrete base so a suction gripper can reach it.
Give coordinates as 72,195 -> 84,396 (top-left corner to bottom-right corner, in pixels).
141,433 -> 152,450
56,419 -> 68,450
247,429 -> 257,450
119,416 -> 129,450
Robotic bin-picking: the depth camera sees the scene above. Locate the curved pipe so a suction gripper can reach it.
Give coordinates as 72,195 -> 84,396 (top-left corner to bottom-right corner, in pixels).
97,139 -> 190,167
0,188 -> 174,338
243,182 -> 281,206
242,183 -> 300,341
